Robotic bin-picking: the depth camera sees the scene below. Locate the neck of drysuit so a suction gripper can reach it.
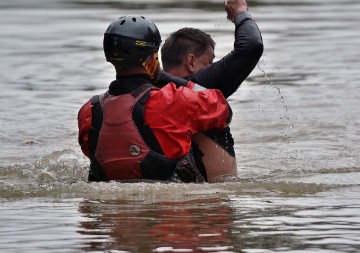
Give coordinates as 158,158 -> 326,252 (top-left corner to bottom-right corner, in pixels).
108,74 -> 154,95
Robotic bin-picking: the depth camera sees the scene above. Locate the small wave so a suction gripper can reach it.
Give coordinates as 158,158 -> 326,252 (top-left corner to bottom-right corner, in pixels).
1,149 -> 358,201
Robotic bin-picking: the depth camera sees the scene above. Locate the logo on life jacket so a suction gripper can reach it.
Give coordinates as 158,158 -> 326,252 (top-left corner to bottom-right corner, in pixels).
129,144 -> 141,156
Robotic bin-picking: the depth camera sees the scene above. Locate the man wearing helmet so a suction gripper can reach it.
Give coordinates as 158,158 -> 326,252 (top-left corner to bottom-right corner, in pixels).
157,0 -> 263,182
78,15 -> 232,182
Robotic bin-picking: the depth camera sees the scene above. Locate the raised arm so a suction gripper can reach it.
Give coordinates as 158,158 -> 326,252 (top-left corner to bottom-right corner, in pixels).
187,0 -> 263,98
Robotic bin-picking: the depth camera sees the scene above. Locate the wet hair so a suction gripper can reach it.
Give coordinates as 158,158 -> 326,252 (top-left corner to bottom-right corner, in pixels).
161,27 -> 215,71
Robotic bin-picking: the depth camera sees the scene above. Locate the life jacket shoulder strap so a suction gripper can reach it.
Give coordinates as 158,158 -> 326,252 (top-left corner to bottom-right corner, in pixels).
131,83 -> 157,97
88,94 -> 103,159
132,84 -> 164,155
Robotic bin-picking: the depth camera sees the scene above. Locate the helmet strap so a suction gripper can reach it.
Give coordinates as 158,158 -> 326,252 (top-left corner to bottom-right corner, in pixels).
142,52 -> 159,81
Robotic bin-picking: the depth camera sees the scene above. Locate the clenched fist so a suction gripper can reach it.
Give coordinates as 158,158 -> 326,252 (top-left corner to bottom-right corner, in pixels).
224,0 -> 248,22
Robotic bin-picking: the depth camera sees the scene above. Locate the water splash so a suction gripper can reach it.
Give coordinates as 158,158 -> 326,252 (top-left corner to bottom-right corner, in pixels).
256,61 -> 295,144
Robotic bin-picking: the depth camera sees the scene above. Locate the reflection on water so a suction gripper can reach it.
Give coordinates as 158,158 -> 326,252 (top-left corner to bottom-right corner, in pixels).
1,190 -> 359,253
78,198 -> 235,252
1,0 -> 360,252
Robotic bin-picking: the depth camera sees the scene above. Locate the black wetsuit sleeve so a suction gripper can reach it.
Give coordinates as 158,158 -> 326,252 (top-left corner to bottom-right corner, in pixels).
186,12 -> 264,98
157,70 -> 189,88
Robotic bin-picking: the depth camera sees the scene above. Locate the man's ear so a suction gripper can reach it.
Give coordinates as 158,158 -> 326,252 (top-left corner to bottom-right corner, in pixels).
185,54 -> 196,73
146,52 -> 158,67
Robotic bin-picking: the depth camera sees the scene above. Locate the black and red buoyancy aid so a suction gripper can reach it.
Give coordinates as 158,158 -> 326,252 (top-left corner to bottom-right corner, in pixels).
89,84 -> 181,181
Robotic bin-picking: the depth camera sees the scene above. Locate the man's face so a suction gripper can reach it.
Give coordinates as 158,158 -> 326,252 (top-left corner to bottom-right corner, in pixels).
193,46 -> 215,73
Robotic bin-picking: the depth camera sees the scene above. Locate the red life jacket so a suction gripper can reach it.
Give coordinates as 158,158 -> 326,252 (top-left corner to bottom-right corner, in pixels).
93,84 -> 179,181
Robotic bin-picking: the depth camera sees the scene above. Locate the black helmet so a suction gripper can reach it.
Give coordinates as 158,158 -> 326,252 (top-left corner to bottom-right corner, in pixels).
103,15 -> 162,69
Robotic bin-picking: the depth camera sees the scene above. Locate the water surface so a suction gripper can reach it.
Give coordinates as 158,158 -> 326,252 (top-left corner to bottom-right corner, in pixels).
1,0 -> 360,252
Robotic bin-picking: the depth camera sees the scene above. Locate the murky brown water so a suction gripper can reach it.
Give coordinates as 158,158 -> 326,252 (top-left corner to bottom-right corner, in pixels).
1,0 -> 360,252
